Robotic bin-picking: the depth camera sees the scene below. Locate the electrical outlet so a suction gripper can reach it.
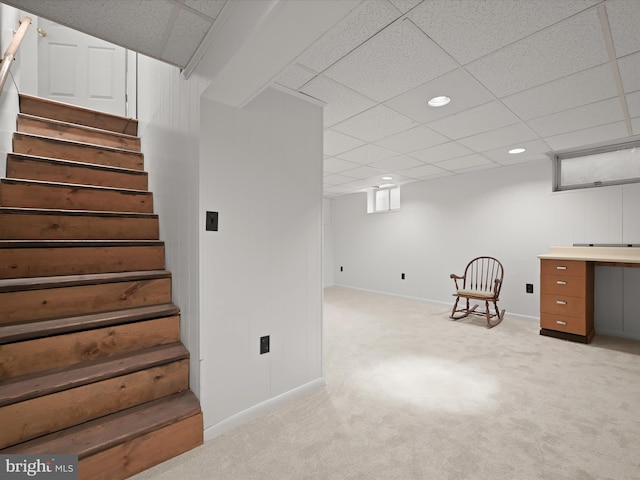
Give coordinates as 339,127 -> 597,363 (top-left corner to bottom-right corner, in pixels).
526,283 -> 534,294
401,273 -> 405,280
260,335 -> 270,354
205,211 -> 218,231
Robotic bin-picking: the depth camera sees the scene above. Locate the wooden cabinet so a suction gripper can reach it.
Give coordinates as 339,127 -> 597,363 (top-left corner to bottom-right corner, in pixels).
540,259 -> 594,343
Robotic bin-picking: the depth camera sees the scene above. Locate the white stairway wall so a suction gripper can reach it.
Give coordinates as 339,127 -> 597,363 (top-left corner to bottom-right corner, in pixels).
329,160 -> 640,320
199,87 -> 324,434
136,55 -> 205,397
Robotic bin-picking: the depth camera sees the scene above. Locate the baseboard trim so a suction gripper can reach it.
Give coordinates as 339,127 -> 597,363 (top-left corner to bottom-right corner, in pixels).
203,377 -> 326,441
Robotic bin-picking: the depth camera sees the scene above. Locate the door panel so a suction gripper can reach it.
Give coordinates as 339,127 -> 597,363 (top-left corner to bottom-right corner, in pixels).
38,18 -> 126,116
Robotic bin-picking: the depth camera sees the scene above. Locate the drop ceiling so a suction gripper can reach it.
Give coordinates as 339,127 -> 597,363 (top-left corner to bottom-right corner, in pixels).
5,0 -> 640,198
274,0 -> 640,197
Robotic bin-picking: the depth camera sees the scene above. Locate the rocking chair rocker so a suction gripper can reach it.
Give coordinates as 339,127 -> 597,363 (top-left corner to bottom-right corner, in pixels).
450,256 -> 505,328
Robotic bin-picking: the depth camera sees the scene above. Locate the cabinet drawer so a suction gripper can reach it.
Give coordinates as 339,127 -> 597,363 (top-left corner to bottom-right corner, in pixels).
540,259 -> 586,277
540,274 -> 586,297
540,314 -> 588,336
540,293 -> 585,318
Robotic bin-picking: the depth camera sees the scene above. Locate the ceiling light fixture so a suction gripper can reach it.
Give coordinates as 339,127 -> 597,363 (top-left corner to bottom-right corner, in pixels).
382,176 -> 393,180
428,95 -> 451,107
509,148 -> 526,154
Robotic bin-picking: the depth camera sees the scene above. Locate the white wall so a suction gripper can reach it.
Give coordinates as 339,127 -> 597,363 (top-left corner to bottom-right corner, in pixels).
136,55 -> 206,397
330,160 -> 640,320
323,198 -> 334,287
199,87 -> 323,435
0,5 -> 38,177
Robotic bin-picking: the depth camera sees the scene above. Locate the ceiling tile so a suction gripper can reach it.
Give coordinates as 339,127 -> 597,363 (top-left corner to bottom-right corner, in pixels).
300,76 -> 377,127
502,63 -> 618,120
409,141 -> 474,164
398,163 -> 450,179
297,0 -> 401,73
374,126 -> 448,154
275,64 -> 317,90
632,117 -> 640,136
482,139 -> 552,165
384,68 -> 496,124
163,8 -> 213,67
458,123 -> 538,152
368,155 -> 425,171
606,0 -> 640,58
618,52 -> 640,93
184,0 -> 227,20
340,165 -> 389,179
336,143 -> 398,164
387,0 -> 422,14
543,121 -> 630,151
527,98 -> 625,137
454,163 -> 501,175
324,18 -> 458,102
324,129 -> 367,156
341,178 -> 383,190
409,0 -> 598,65
324,173 -> 358,185
435,154 -> 494,171
627,91 -> 640,118
427,101 -> 519,139
331,105 -> 419,142
324,157 -> 362,174
466,8 -> 608,98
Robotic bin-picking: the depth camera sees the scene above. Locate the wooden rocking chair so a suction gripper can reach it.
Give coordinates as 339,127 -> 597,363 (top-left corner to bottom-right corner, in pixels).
450,256 -> 505,328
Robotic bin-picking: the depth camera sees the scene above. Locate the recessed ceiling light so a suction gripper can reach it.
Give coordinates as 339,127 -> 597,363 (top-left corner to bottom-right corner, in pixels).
508,148 -> 526,154
382,176 -> 393,180
428,96 -> 451,107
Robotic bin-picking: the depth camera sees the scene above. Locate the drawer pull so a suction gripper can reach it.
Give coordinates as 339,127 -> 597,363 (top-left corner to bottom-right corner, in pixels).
556,300 -> 567,305
556,320 -> 567,325
556,280 -> 567,285
556,266 -> 567,270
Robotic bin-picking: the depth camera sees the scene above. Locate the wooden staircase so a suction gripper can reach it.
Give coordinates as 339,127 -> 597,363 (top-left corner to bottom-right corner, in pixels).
0,94 -> 203,479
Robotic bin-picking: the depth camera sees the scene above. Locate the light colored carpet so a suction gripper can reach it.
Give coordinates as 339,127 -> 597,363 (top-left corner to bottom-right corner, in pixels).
132,286 -> 640,480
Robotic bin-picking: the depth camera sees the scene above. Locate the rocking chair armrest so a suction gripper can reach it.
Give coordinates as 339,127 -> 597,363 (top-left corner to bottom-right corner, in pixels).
450,273 -> 464,280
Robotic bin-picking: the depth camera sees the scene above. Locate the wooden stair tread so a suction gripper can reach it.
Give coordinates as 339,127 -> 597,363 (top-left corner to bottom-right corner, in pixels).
0,178 -> 149,194
7,153 -> 148,175
0,269 -> 171,293
0,303 -> 179,344
0,343 -> 188,407
0,239 -> 163,248
0,206 -> 157,218
18,113 -> 140,141
14,132 -> 142,155
19,93 -> 138,136
1,390 -> 201,457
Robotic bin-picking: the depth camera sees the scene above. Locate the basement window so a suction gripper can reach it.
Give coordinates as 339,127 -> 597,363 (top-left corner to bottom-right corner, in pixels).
553,141 -> 640,191
367,185 -> 400,213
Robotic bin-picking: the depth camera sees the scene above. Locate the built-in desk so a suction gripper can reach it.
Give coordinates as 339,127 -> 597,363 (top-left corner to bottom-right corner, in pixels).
538,246 -> 640,343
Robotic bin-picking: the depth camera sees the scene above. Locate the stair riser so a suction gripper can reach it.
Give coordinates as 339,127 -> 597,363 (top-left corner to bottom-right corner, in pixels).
7,155 -> 148,190
0,181 -> 154,213
0,212 -> 159,240
0,277 -> 171,325
79,413 -> 203,480
0,316 -> 180,381
14,134 -> 144,170
17,116 -> 141,151
20,95 -> 138,136
0,245 -> 165,279
0,359 -> 189,449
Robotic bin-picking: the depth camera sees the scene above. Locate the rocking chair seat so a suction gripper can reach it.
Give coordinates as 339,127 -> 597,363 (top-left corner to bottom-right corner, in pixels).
450,256 -> 505,328
455,288 -> 495,299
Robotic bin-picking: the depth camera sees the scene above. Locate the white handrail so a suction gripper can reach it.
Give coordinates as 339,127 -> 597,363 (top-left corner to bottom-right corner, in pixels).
0,17 -> 32,94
